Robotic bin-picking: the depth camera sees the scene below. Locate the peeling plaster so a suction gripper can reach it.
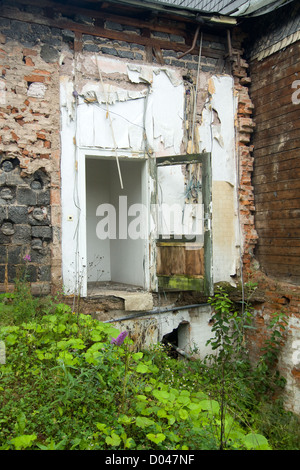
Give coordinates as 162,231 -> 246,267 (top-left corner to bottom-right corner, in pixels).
279,316 -> 300,415
110,304 -> 213,358
60,55 -> 240,294
27,82 -> 47,98
0,79 -> 6,105
196,75 -> 240,283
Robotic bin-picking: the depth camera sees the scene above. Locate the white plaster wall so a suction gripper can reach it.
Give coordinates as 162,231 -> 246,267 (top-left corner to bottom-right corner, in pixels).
157,305 -> 214,358
61,57 -> 240,295
278,315 -> 300,415
157,165 -> 186,237
60,58 -> 185,295
197,75 -> 240,284
86,158 -> 111,282
60,103 -> 80,295
110,159 -> 145,287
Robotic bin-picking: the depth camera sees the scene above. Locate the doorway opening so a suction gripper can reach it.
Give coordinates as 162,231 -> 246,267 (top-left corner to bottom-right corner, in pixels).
85,156 -> 148,295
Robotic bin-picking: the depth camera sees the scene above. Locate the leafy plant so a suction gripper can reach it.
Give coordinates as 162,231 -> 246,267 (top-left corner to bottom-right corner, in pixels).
0,283 -> 297,451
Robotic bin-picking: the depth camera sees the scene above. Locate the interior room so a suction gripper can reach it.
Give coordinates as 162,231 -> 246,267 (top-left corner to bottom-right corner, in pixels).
85,156 -> 147,294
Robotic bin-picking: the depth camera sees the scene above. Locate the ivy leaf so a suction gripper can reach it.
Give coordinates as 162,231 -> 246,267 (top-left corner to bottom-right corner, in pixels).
5,333 -> 18,345
96,422 -> 109,434
179,409 -> 189,420
146,433 -> 166,445
242,433 -> 271,450
157,408 -> 167,418
106,432 -> 121,447
198,399 -> 220,414
124,437 -> 135,449
136,416 -> 155,428
153,389 -> 169,402
167,415 -> 176,425
177,395 -> 190,406
118,415 -> 134,425
132,352 -> 143,361
136,363 -> 149,374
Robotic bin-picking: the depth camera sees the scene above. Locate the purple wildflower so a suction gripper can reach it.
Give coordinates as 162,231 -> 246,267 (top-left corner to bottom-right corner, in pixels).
111,331 -> 128,346
23,254 -> 31,262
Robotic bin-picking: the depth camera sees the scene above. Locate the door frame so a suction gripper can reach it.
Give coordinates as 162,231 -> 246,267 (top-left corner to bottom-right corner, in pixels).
155,152 -> 213,295
77,147 -> 150,297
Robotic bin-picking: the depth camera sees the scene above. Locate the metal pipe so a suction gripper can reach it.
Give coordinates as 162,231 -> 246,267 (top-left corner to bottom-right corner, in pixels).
103,302 -> 210,323
178,25 -> 200,59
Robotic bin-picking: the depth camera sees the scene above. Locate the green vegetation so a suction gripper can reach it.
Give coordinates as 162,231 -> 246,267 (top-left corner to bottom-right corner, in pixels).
0,279 -> 299,451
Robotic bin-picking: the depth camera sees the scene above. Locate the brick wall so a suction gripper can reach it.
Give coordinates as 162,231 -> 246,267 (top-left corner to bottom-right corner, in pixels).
245,38 -> 300,413
231,28 -> 258,277
250,41 -> 300,285
0,15 -> 61,294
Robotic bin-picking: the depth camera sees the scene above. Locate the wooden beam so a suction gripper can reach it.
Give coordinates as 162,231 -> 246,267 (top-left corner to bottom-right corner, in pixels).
156,152 -> 210,166
0,4 -> 225,59
10,0 -> 189,35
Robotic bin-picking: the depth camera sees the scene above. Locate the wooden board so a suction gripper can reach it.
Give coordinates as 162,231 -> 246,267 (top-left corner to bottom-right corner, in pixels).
250,42 -> 300,284
156,243 -> 204,277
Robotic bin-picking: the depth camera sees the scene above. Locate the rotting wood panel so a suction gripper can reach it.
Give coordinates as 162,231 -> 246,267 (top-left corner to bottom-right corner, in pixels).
255,198 -> 300,212
252,138 -> 300,159
252,177 -> 300,194
255,208 -> 300,223
254,153 -> 300,177
155,153 -> 212,294
254,148 -> 300,168
252,119 -> 300,143
250,42 -> 300,86
252,167 -> 300,186
250,41 -> 300,285
253,104 -> 300,129
254,109 -> 300,136
156,243 -> 204,277
252,128 -> 300,152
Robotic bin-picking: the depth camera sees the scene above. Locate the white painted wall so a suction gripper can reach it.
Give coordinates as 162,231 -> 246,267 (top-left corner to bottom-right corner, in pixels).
85,158 -> 146,287
157,305 -> 214,358
86,158 -> 111,282
109,159 -> 146,287
60,58 -> 185,295
197,75 -> 240,284
60,57 -> 240,295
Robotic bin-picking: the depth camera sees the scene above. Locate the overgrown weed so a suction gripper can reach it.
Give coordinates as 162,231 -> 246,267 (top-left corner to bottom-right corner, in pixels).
0,282 -> 298,450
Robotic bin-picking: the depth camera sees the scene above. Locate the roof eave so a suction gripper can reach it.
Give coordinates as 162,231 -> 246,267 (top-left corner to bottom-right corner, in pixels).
102,0 -> 238,25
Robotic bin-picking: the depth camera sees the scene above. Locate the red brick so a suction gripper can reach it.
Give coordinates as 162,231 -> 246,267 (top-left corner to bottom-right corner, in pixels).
24,74 -> 45,83
25,57 -> 35,66
11,131 -> 19,141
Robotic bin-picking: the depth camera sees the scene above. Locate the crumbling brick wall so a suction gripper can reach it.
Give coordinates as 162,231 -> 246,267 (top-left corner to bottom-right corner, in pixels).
229,28 -> 258,279
0,16 -> 61,294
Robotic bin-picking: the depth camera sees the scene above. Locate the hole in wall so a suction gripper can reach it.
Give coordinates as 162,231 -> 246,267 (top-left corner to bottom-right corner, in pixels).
0,157 -> 20,172
162,321 -> 190,359
1,219 -> 15,236
281,295 -> 290,305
